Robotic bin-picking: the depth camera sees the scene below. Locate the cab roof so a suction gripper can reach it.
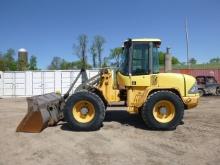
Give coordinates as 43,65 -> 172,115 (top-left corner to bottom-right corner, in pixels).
125,38 -> 161,43
131,38 -> 161,42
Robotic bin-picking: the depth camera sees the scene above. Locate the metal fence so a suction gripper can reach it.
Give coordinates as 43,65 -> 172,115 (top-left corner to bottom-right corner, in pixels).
0,70 -> 99,97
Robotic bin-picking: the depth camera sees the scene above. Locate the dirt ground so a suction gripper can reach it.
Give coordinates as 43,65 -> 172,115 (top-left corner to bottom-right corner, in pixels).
0,97 -> 220,165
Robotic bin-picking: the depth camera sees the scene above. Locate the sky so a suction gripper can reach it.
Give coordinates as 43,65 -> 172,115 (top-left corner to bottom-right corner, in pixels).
0,0 -> 220,69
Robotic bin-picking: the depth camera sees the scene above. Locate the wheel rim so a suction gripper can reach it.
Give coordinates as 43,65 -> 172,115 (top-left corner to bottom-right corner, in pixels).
153,100 -> 175,123
72,100 -> 95,123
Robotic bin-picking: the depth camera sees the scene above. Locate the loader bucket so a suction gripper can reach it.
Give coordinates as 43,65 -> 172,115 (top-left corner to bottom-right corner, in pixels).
16,93 -> 64,133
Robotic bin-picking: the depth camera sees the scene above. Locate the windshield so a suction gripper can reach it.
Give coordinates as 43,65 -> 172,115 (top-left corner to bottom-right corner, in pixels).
206,76 -> 217,83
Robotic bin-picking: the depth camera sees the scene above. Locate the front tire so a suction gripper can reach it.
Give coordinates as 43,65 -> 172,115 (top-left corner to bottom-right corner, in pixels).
64,91 -> 105,131
141,91 -> 184,130
216,88 -> 220,96
198,89 -> 205,96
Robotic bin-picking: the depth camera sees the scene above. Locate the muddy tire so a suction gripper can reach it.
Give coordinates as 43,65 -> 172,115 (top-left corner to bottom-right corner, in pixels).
198,89 -> 205,96
141,91 -> 184,130
64,91 -> 105,131
216,88 -> 220,96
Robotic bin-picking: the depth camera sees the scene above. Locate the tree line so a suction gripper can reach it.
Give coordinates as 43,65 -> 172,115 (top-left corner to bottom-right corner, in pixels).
1,34 -> 219,71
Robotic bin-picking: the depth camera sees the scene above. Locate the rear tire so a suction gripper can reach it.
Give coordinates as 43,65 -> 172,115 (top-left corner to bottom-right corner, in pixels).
141,91 -> 184,130
64,91 -> 105,131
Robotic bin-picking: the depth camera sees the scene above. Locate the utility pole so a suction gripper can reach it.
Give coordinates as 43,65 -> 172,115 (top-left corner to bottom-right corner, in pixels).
185,18 -> 190,69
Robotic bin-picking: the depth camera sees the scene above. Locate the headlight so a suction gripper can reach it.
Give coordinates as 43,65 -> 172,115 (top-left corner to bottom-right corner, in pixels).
188,83 -> 198,94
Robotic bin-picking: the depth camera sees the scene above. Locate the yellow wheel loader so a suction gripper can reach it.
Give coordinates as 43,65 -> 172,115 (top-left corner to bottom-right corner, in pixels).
16,38 -> 199,132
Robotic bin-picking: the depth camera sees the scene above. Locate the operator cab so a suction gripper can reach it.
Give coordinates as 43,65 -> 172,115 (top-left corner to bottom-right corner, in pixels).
119,38 -> 161,76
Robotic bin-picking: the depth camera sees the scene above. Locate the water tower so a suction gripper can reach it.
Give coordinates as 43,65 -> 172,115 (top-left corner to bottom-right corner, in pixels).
18,48 -> 28,71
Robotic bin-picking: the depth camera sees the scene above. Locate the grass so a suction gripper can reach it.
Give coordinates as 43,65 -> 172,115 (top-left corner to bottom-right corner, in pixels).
160,63 -> 220,69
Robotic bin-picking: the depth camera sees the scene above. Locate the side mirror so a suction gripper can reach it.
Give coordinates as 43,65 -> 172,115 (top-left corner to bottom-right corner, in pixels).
127,38 -> 132,48
124,38 -> 132,48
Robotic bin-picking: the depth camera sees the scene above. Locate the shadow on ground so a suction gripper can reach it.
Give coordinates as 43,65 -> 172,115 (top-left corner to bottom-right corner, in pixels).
104,110 -> 147,129
60,110 -> 151,131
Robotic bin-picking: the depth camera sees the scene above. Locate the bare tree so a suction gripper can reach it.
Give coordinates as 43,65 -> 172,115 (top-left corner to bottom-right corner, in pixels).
93,35 -> 105,67
73,34 -> 88,69
90,42 -> 97,68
